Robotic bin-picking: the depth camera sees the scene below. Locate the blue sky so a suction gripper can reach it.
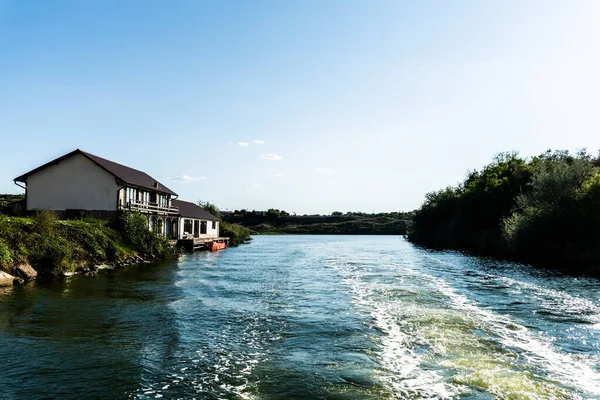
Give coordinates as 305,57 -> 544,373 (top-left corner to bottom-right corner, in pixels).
1,1 -> 599,214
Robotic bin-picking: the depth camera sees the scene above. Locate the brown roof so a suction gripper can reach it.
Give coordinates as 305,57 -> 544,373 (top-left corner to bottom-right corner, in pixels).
172,199 -> 219,221
14,149 -> 177,196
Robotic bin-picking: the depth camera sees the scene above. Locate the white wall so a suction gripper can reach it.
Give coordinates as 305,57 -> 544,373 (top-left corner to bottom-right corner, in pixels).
207,220 -> 219,237
178,218 -> 219,239
26,153 -> 119,211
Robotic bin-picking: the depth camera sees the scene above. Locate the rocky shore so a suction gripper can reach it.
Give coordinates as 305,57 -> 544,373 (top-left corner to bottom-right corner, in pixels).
0,254 -> 160,286
77,254 -> 159,277
0,262 -> 38,286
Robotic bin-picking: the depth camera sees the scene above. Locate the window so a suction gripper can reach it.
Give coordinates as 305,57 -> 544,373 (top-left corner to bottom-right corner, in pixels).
194,220 -> 200,237
158,194 -> 168,207
212,221 -> 216,230
183,219 -> 193,235
142,191 -> 149,204
126,187 -> 137,205
200,221 -> 207,234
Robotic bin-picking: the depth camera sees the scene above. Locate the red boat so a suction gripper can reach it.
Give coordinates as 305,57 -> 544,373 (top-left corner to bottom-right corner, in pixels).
210,241 -> 227,252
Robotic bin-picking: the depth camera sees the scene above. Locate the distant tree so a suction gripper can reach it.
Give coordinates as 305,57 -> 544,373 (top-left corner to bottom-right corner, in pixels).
267,209 -> 281,218
332,211 -> 343,216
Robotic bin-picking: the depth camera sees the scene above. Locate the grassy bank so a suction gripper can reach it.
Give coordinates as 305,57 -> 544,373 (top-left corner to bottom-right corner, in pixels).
0,211 -> 175,276
408,150 -> 600,276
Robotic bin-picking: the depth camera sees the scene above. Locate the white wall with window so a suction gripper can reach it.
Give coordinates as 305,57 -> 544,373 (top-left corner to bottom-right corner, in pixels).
178,218 -> 219,239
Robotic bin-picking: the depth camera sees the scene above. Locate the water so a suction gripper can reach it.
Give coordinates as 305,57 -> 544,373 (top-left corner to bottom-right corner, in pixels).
0,235 -> 599,399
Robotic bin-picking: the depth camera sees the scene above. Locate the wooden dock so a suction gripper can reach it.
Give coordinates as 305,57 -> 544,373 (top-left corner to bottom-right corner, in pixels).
177,237 -> 230,252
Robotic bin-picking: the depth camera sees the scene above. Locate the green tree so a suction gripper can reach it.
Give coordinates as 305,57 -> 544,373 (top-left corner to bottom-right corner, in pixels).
409,149 -> 600,275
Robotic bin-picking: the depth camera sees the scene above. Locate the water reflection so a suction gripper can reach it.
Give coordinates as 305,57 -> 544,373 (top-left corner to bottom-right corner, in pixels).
0,261 -> 183,400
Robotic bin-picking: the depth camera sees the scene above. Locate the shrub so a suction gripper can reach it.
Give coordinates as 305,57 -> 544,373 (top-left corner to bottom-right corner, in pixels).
32,210 -> 58,233
116,211 -> 175,257
220,222 -> 252,247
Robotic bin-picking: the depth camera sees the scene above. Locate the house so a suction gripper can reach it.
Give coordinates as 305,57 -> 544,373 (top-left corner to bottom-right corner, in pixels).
13,149 -> 220,240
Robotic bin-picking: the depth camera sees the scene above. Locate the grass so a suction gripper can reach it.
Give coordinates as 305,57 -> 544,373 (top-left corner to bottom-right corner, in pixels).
0,211 -> 174,276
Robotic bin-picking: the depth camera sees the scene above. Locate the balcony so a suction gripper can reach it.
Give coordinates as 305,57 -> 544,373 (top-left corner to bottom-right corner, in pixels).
120,200 -> 179,215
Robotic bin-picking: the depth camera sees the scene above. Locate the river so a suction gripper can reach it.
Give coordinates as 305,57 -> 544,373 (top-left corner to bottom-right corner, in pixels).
0,235 -> 599,399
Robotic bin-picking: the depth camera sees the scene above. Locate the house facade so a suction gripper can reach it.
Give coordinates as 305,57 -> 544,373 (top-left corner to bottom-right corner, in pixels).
13,149 -> 219,240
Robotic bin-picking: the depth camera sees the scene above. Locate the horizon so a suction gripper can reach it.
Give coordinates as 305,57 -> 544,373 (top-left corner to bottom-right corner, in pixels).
2,1 -> 600,214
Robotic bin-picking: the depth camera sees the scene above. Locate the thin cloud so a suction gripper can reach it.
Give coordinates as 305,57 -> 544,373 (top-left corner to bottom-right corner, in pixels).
273,173 -> 284,178
259,153 -> 283,161
253,140 -> 266,144
171,175 -> 207,183
314,168 -> 334,175
237,142 -> 249,147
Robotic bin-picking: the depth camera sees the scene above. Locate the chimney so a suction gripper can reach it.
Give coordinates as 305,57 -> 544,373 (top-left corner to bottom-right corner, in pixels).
154,181 -> 159,189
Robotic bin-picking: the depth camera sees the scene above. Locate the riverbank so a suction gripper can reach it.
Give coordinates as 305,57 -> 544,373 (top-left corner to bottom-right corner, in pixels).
0,211 -> 176,282
408,150 -> 600,276
223,212 -> 410,235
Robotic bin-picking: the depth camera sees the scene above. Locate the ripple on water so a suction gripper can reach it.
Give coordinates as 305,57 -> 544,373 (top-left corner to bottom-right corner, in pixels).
327,250 -> 599,400
3,236 -> 597,400
135,310 -> 274,400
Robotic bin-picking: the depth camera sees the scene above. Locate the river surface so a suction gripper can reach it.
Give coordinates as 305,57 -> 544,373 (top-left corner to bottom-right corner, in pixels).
1,235 -> 599,399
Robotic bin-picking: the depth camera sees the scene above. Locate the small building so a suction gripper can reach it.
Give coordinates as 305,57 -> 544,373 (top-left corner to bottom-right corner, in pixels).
13,149 -> 220,241
172,199 -> 220,240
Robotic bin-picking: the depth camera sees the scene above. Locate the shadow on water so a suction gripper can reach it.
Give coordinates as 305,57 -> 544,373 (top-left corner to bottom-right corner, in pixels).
0,260 -> 184,400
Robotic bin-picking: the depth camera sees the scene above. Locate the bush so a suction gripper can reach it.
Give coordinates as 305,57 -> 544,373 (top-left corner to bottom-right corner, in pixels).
32,210 -> 58,233
117,211 -> 175,257
220,222 -> 252,246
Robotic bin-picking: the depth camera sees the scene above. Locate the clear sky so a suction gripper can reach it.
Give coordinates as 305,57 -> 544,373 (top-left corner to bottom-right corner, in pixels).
1,1 -> 599,214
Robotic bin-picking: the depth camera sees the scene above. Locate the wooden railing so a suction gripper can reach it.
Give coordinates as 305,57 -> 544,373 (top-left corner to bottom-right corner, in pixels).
120,200 -> 179,215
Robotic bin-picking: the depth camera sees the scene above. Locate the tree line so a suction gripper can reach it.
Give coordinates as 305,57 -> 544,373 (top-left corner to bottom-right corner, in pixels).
408,150 -> 600,275
219,208 -> 411,235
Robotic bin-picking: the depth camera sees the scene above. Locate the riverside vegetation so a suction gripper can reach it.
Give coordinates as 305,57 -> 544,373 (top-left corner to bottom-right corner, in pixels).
197,200 -> 252,246
0,200 -> 251,280
222,209 -> 411,235
0,211 -> 175,277
408,150 -> 600,276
